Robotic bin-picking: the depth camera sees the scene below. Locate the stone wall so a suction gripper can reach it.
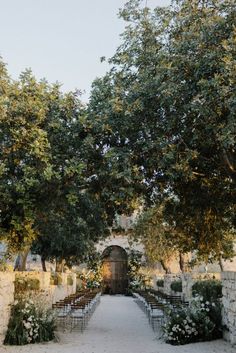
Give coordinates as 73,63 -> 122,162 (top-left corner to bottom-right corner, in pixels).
163,274 -> 181,295
49,273 -> 77,304
0,272 -> 15,337
181,272 -> 221,302
0,271 -> 76,338
181,273 -> 193,302
222,271 -> 236,345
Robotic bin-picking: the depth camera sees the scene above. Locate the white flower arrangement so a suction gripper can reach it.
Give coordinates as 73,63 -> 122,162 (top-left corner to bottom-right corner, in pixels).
4,297 -> 56,345
163,295 -> 222,345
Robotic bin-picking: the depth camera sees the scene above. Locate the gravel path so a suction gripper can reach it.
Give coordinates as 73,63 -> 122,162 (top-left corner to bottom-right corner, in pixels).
0,295 -> 235,353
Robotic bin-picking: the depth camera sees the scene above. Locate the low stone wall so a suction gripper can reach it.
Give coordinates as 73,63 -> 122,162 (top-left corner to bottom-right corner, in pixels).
222,271 -> 236,345
0,271 -> 76,338
181,272 -> 221,302
0,272 -> 15,337
49,273 -> 77,304
163,274 -> 181,295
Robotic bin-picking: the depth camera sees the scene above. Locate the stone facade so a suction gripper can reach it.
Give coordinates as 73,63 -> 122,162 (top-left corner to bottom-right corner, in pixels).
222,271 -> 236,345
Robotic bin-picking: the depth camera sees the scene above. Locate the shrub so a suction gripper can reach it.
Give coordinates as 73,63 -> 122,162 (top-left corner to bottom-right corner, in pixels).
163,296 -> 222,345
171,280 -> 182,293
163,307 -> 198,345
192,280 -> 222,302
4,298 -> 55,345
156,279 -> 164,287
67,275 -> 73,286
15,277 -> 40,294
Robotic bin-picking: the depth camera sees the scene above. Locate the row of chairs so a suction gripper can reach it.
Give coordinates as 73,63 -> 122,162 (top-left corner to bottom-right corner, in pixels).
133,290 -> 165,333
149,289 -> 182,306
133,289 -> 189,333
149,289 -> 189,307
52,289 -> 101,332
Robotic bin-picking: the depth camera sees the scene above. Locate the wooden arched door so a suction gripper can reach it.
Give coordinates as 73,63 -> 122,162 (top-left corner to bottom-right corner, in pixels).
102,246 -> 128,295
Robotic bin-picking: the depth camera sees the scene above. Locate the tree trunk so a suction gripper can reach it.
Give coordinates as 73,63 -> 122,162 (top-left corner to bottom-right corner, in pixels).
219,256 -> 224,272
14,248 -> 30,271
41,256 -> 47,272
160,260 -> 171,274
179,253 -> 189,272
179,253 -> 185,272
55,258 -> 65,272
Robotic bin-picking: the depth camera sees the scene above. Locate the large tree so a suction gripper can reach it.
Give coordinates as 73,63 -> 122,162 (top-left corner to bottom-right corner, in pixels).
0,67 -> 109,270
88,0 -> 236,262
0,68 -> 52,265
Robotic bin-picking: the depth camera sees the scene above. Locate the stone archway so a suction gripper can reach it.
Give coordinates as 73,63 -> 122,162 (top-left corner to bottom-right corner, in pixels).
101,245 -> 128,295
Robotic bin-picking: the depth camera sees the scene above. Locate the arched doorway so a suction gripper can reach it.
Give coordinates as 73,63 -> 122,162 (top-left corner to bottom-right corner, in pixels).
101,246 -> 128,295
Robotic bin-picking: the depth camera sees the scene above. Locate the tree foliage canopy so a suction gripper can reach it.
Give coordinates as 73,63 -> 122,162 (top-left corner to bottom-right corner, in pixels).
0,65 -> 110,268
88,0 -> 236,262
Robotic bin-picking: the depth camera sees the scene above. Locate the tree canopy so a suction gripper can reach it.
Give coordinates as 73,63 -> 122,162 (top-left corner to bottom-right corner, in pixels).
0,65 -> 110,269
87,0 -> 236,263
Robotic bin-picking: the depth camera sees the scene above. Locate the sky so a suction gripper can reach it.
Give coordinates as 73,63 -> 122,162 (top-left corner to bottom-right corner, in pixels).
0,0 -> 170,102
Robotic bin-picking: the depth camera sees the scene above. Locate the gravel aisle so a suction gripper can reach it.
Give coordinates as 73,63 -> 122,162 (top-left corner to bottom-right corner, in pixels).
0,295 -> 234,353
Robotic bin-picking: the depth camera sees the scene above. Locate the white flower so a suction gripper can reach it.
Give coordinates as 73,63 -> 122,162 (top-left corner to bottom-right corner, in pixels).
23,321 -> 31,330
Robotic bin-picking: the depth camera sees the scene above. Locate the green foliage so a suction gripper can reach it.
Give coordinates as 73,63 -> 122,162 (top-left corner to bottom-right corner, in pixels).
133,205 -> 182,273
127,250 -> 150,290
77,271 -> 101,289
0,59 -> 111,267
88,0 -> 236,262
192,280 -> 222,302
171,280 -> 182,293
163,296 -> 222,345
127,249 -> 142,283
76,250 -> 103,289
156,279 -> 164,287
0,68 -> 52,254
67,275 -> 74,286
4,298 -> 55,345
14,277 -> 40,294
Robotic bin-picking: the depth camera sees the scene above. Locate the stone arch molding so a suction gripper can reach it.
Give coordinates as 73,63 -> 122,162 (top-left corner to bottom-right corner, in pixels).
96,234 -> 143,254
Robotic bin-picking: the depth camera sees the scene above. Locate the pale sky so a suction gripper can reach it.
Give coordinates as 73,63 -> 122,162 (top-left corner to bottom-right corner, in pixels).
0,0 -> 170,102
